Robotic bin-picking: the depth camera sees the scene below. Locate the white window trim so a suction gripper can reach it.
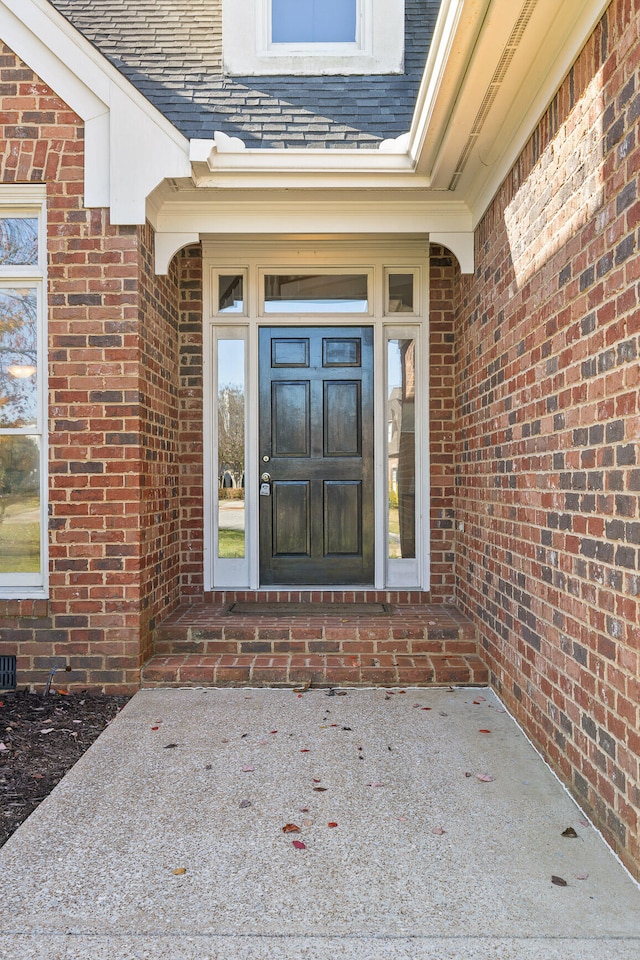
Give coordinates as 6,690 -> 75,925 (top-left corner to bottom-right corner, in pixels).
0,185 -> 48,598
223,0 -> 405,76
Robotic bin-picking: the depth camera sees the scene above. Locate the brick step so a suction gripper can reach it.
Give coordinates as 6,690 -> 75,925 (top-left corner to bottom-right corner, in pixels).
141,652 -> 489,688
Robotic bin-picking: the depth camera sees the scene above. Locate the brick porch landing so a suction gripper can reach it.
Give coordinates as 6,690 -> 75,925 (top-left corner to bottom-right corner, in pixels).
142,594 -> 488,688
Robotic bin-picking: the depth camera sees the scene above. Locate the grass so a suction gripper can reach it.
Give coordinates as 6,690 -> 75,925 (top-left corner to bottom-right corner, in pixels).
218,528 -> 245,559
0,519 -> 40,572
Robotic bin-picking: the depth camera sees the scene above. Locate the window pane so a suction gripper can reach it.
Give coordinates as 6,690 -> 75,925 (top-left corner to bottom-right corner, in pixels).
0,218 -> 38,266
218,340 -> 245,558
0,435 -> 41,574
0,287 -> 38,428
273,0 -> 357,43
388,274 -> 414,313
218,274 -> 244,314
264,274 -> 368,313
387,339 -> 416,559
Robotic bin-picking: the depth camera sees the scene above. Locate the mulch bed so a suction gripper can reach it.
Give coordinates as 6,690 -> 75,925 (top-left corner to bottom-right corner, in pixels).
0,689 -> 129,848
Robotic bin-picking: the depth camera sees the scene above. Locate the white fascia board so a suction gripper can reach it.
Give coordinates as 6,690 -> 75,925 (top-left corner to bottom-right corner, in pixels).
1,0 -> 190,223
191,142 -> 423,190
154,193 -> 472,236
467,0 -> 613,225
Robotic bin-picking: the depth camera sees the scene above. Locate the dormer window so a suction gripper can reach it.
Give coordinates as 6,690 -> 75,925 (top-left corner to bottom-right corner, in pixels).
223,0 -> 405,77
272,0 -> 357,44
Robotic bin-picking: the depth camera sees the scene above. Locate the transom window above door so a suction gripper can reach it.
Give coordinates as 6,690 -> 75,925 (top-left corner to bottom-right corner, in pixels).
263,274 -> 369,313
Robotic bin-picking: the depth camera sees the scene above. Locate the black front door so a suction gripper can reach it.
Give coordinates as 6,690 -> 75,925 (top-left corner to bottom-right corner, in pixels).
259,326 -> 374,585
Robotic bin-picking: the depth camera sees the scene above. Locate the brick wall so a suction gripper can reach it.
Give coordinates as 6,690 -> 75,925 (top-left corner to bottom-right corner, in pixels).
0,44 -> 187,692
429,246 -> 457,601
454,0 -> 640,877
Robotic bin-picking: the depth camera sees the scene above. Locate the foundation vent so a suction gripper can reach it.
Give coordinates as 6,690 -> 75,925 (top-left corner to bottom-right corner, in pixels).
0,655 -> 16,690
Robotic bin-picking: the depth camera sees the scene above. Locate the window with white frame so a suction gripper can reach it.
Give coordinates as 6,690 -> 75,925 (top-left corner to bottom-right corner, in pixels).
223,0 -> 405,76
0,188 -> 47,596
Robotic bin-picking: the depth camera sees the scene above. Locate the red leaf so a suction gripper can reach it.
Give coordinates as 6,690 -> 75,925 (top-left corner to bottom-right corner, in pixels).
151,726 -> 159,731
270,730 -> 278,734
292,840 -> 306,850
282,823 -> 301,833
479,729 -> 491,734
300,749 -> 311,753
328,822 -> 338,828
422,707 -> 432,711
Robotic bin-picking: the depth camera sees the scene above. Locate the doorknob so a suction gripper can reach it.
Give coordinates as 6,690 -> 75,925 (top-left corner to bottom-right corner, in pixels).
261,472 -> 271,483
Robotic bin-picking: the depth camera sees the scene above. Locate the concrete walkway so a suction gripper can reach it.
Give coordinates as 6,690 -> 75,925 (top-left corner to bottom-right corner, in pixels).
1,687 -> 639,959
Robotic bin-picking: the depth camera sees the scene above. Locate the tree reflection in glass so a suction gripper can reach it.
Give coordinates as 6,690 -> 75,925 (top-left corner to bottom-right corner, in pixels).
218,340 -> 245,558
0,435 -> 40,573
387,339 -> 416,559
0,288 -> 38,429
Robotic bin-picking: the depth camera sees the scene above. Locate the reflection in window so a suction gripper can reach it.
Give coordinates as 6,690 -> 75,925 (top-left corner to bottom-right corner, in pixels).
0,435 -> 40,574
272,0 -> 357,43
0,218 -> 38,265
218,274 -> 244,314
388,274 -> 414,313
387,339 -> 416,559
0,287 -> 38,428
218,340 -> 245,558
264,274 -> 368,313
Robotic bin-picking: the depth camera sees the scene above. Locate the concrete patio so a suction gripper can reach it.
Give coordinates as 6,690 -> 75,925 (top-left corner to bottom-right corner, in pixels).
0,686 -> 638,959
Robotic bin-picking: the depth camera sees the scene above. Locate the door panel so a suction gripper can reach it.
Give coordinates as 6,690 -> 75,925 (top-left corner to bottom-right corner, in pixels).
259,326 -> 373,585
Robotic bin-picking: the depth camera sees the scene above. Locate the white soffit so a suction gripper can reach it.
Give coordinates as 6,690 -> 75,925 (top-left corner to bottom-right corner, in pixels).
0,0 -> 190,223
411,0 -> 613,224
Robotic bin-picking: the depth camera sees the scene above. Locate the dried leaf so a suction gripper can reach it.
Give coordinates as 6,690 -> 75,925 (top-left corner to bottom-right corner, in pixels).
579,818 -> 590,827
551,875 -> 568,887
431,826 -> 446,835
164,743 -> 178,749
422,707 -> 432,711
396,816 -> 408,822
576,873 -> 589,880
270,730 -> 278,734
282,823 -> 301,833
173,867 -> 187,876
40,728 -> 55,735
241,765 -> 255,772
294,681 -> 311,693
561,827 -> 578,838
313,778 -> 321,783
0,743 -> 7,751
313,786 -> 328,792
151,726 -> 159,731
292,840 -> 306,850
299,807 -> 310,813
303,819 -> 313,827
479,729 -> 491,734
328,822 -> 338,828
300,749 -> 311,753
476,773 -> 494,782
367,781 -> 385,788
239,799 -> 251,809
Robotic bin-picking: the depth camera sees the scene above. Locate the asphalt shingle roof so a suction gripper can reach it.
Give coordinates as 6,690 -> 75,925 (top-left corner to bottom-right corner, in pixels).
48,0 -> 440,147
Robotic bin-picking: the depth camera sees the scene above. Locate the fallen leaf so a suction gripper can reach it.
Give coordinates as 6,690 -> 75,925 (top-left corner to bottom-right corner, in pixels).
476,774 -> 494,782
395,816 -> 408,822
303,819 -> 313,827
327,821 -> 338,828
576,873 -> 589,880
242,765 -> 255,772
40,728 -> 55,735
431,826 -> 446,835
221,738 -> 229,743
313,786 -> 328,792
579,818 -> 589,827
270,730 -> 278,734
422,707 -> 432,711
342,726 -> 352,731
294,680 -> 311,693
300,749 -> 311,753
313,778 -> 322,783
151,726 -> 159,731
282,823 -> 301,833
479,729 -> 491,734
551,875 -> 567,887
561,827 -> 578,838
367,781 -> 385,788
173,867 -> 187,876
164,743 -> 178,749
239,799 -> 251,809
299,807 -> 309,813
292,840 -> 306,850
0,743 -> 7,751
